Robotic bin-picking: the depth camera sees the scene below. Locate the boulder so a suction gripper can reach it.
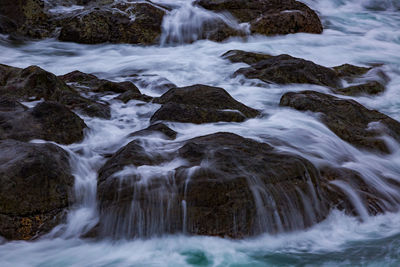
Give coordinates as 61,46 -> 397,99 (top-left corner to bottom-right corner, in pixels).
58,2 -> 166,44
0,64 -> 111,119
0,0 -> 52,38
280,91 -> 400,153
96,132 -> 330,238
0,140 -> 74,240
151,102 -> 247,124
233,54 -> 340,87
0,99 -> 87,144
96,132 -> 394,238
196,0 -> 323,36
0,64 -> 74,100
152,84 -> 260,124
224,50 -> 387,94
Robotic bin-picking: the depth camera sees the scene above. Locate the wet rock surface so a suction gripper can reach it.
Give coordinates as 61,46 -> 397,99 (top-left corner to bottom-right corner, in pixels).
130,123 -> 177,140
151,84 -> 260,124
280,90 -> 400,153
60,70 -> 140,94
96,132 -> 330,238
225,50 -> 386,95
233,54 -> 341,87
0,64 -> 74,100
0,0 -> 52,38
96,131 -> 391,238
333,64 -> 372,79
0,139 -> 74,240
0,99 -> 87,145
196,0 -> 323,36
58,2 -> 166,44
0,64 -> 111,119
335,81 -> 385,96
222,49 -> 273,65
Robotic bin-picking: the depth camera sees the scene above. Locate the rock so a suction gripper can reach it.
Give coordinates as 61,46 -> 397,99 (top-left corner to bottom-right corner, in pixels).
114,91 -> 153,103
151,84 -> 259,124
150,102 -> 248,124
335,81 -> 385,96
0,140 -> 74,240
0,64 -> 74,101
30,101 -> 87,144
222,50 -> 273,65
60,70 -> 141,94
233,54 -> 340,87
61,70 -> 149,111
98,139 -> 169,186
280,91 -> 400,153
130,123 -> 177,140
319,166 -> 388,216
96,132 -> 332,238
96,132 -> 393,238
0,99 -> 87,144
58,91 -> 111,119
154,84 -> 260,117
333,64 -> 372,79
0,0 -> 52,38
58,2 -> 165,44
196,0 -> 323,36
0,65 -> 111,119
0,15 -> 17,34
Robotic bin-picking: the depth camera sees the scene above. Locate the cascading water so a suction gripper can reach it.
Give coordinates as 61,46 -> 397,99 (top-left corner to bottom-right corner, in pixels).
1,0 -> 400,265
160,1 -> 248,45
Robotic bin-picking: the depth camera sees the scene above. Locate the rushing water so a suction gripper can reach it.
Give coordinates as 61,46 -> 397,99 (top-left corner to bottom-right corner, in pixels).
1,0 -> 400,266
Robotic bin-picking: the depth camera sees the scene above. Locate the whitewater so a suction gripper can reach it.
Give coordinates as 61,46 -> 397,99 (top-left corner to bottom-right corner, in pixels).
1,0 -> 400,266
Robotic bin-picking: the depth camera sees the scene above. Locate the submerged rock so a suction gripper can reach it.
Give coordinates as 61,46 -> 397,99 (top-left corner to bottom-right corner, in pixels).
0,140 -> 74,240
130,123 -> 177,140
151,84 -> 260,124
196,0 -> 323,36
130,74 -> 176,94
0,98 -> 87,144
280,91 -> 400,153
335,81 -> 385,96
60,70 -> 141,94
115,90 -> 153,103
222,49 -> 273,65
61,70 -> 152,106
333,64 -> 372,79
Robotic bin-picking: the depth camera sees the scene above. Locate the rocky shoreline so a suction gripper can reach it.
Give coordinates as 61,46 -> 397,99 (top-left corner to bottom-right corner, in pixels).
1,0 -> 399,241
